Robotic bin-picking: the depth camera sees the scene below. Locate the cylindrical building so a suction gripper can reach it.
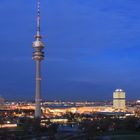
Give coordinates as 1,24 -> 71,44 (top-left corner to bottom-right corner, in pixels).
113,89 -> 126,112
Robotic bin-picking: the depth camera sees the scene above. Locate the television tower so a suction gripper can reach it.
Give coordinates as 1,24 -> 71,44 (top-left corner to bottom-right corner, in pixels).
32,0 -> 45,118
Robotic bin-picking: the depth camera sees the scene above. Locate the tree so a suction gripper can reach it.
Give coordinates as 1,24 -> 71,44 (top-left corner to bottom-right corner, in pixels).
47,123 -> 58,140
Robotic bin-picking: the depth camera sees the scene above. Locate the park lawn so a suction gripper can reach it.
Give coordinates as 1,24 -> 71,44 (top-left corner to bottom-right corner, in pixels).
111,135 -> 140,140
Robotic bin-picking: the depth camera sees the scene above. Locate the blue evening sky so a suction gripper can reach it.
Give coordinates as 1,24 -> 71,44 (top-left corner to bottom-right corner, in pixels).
0,0 -> 140,100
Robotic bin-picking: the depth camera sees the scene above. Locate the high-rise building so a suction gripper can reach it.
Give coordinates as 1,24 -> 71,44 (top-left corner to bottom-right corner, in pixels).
0,97 -> 4,109
113,89 -> 126,112
32,0 -> 45,118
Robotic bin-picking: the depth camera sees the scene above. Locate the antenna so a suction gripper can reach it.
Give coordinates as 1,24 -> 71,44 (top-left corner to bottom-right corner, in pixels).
36,0 -> 41,38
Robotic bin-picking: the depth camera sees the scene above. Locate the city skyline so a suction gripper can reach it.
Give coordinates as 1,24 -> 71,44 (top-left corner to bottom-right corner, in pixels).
1,0 -> 140,100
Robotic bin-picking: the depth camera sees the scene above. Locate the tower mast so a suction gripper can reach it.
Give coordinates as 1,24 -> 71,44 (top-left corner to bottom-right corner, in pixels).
32,0 -> 45,118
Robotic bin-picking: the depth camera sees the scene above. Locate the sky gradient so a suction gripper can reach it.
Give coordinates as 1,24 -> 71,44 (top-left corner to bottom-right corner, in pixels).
0,0 -> 140,100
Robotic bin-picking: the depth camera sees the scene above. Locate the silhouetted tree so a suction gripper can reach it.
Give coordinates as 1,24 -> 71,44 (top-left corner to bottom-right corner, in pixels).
47,123 -> 58,140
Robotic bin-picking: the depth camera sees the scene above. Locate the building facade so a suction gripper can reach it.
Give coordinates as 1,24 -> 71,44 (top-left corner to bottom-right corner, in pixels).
113,89 -> 126,112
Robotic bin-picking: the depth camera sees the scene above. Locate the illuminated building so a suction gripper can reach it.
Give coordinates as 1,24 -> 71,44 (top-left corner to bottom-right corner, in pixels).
113,89 -> 126,112
32,0 -> 45,118
0,97 -> 4,106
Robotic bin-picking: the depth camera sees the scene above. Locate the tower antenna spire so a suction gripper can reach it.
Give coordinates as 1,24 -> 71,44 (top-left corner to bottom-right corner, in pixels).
37,0 -> 41,38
